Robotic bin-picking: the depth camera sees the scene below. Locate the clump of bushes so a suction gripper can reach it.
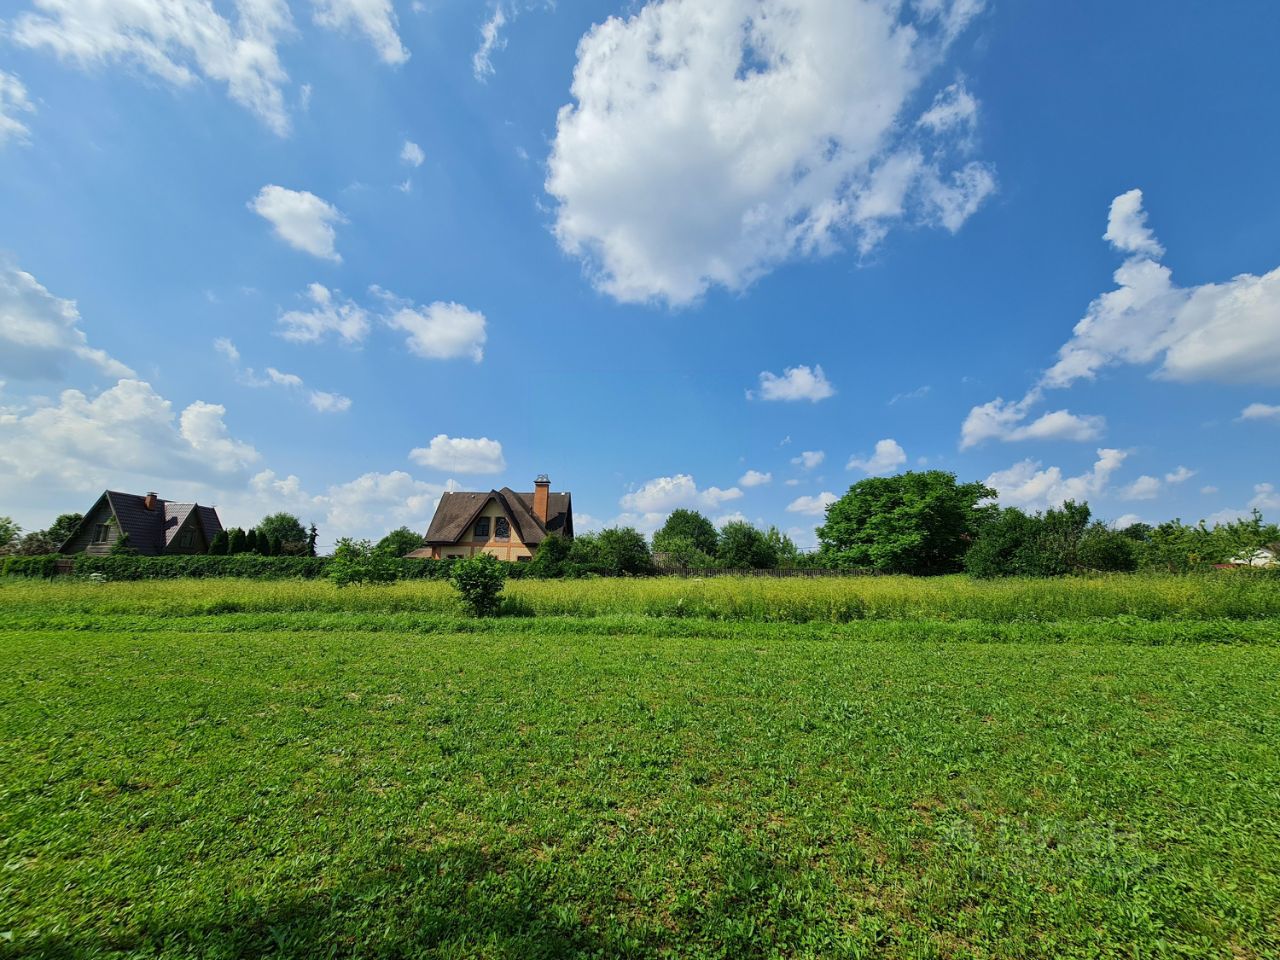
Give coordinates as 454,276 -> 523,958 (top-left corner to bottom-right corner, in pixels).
451,553 -> 507,616
965,502 -> 1137,578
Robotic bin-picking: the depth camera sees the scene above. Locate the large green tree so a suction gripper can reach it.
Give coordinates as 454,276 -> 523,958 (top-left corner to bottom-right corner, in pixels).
818,471 -> 996,575
717,521 -> 778,570
376,526 -> 426,557
0,516 -> 20,553
653,509 -> 719,558
256,513 -> 308,552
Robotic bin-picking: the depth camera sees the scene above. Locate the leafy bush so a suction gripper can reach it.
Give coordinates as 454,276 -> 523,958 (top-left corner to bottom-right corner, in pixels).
966,503 -> 1140,577
527,534 -> 573,578
72,555 -> 332,580
572,528 -> 655,577
328,539 -> 401,587
1076,524 -> 1139,573
1,553 -> 61,578
450,553 -> 507,616
717,521 -> 778,570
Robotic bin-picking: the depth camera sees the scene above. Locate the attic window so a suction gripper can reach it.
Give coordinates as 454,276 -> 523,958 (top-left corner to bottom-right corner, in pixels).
495,517 -> 510,540
93,524 -> 111,543
474,517 -> 490,539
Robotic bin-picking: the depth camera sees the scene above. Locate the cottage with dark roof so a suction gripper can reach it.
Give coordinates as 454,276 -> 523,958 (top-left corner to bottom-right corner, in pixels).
410,475 -> 572,561
59,491 -> 224,556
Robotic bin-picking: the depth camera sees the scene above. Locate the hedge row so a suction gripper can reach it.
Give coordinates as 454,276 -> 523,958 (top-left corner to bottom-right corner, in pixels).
1,554 -> 468,581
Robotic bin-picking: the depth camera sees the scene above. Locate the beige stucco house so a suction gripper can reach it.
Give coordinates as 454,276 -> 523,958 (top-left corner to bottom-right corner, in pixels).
410,475 -> 572,561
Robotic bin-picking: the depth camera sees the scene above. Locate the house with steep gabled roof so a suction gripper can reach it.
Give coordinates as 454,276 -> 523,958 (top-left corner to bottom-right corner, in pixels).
410,475 -> 572,562
58,491 -> 224,556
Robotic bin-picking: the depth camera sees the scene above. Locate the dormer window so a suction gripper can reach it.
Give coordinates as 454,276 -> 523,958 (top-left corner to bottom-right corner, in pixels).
495,517 -> 510,540
473,517 -> 490,540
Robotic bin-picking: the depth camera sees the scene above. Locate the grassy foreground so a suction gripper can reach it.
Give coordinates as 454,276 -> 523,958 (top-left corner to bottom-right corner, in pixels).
2,579 -> 1279,958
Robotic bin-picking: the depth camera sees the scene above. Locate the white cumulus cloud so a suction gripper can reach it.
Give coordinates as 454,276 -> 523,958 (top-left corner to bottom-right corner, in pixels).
409,435 -> 507,474
984,448 -> 1128,513
249,185 -> 346,262
278,284 -> 370,343
791,450 -> 825,470
377,291 -> 487,362
545,0 -> 994,305
846,438 -> 907,476
401,139 -> 425,167
1,263 -> 134,381
961,396 -> 1105,448
739,469 -> 771,487
962,189 -> 1280,448
619,474 -> 743,514
786,492 -> 838,517
753,365 -> 835,403
1240,402 -> 1280,422
0,379 -> 259,501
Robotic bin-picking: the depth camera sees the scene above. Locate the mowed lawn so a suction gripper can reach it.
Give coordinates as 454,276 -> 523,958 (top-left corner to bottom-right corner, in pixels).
2,582 -> 1279,958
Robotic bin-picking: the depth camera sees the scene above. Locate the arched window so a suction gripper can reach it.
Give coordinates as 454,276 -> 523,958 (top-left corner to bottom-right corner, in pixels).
495,517 -> 510,540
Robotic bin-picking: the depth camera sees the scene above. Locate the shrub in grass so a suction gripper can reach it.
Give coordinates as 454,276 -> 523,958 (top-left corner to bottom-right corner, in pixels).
451,552 -> 507,616
328,539 -> 401,587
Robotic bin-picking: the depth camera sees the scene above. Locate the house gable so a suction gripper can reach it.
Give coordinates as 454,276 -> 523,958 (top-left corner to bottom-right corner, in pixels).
418,480 -> 573,562
58,491 -> 224,556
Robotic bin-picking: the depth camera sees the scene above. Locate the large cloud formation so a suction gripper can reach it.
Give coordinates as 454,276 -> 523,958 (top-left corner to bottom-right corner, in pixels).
546,0 -> 994,305
962,189 -> 1280,447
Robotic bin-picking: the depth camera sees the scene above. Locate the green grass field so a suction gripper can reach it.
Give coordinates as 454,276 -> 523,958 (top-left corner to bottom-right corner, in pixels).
2,577 -> 1278,958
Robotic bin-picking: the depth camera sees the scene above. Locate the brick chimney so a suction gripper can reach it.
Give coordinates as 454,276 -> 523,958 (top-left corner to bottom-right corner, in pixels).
533,475 -> 550,525
143,492 -> 158,510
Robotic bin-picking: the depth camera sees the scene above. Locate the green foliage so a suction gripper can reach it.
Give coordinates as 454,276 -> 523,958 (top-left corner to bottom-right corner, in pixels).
1135,510 -> 1280,573
595,527 -> 657,576
450,552 -> 507,616
964,507 -> 1041,578
0,516 -> 21,552
818,471 -> 996,575
966,503 -> 1138,577
527,534 -> 573,578
227,528 -> 248,554
307,523 -> 319,558
716,521 -> 778,570
653,509 -> 719,558
109,531 -> 136,556
651,534 -> 718,572
328,538 -> 401,587
245,529 -> 260,555
207,531 -> 229,556
256,513 -> 308,551
376,526 -> 426,558
1,553 -> 61,578
41,513 -> 83,549
764,527 -> 800,567
1076,524 -> 1139,573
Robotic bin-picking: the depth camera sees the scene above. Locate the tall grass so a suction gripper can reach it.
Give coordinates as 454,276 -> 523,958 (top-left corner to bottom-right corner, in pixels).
2,573 -> 1276,622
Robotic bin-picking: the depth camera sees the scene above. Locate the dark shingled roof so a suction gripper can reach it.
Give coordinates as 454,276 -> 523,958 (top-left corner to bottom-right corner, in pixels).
424,487 -> 572,546
62,491 -> 224,555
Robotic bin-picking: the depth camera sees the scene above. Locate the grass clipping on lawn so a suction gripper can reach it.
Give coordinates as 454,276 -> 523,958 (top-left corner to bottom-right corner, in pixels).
1,575 -> 1278,958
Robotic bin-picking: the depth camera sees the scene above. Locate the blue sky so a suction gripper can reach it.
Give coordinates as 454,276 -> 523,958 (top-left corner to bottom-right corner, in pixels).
1,0 -> 1278,548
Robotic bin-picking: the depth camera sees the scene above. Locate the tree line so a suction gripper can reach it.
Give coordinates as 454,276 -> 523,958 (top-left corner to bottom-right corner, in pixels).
4,470 -> 1276,578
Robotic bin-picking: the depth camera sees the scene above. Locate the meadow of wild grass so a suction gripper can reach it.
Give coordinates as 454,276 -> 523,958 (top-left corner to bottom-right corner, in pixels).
1,572 -> 1278,622
1,574 -> 1278,958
